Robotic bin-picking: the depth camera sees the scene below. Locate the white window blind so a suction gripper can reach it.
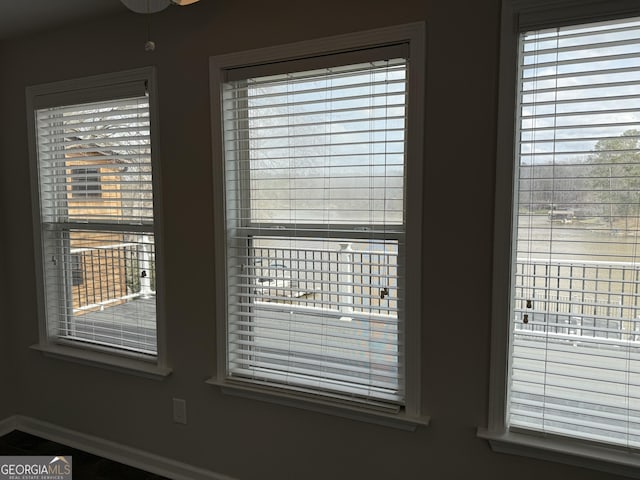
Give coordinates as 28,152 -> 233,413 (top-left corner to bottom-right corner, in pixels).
222,55 -> 408,406
35,94 -> 157,356
511,15 -> 640,448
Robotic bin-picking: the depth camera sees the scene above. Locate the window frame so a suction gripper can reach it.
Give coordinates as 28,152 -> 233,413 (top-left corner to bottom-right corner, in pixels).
209,23 -> 427,429
480,0 -> 640,475
26,67 -> 170,377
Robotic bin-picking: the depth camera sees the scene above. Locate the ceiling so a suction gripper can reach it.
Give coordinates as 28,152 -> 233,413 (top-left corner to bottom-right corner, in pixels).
0,0 -> 125,40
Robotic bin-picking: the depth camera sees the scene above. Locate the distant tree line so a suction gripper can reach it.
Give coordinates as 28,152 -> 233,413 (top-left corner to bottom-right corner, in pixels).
518,129 -> 640,223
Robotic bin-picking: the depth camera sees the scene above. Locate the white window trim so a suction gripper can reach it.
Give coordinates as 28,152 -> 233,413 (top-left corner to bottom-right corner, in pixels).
209,22 -> 427,428
26,67 -> 170,376
30,343 -> 171,379
481,0 -> 640,475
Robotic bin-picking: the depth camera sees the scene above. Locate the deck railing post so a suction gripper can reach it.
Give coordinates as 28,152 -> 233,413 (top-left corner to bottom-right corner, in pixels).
140,235 -> 152,298
338,242 -> 354,320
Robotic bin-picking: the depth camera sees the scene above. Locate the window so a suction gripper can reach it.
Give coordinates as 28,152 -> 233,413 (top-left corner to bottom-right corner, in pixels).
70,167 -> 101,198
482,0 -> 640,474
211,24 -> 425,422
27,68 -> 166,368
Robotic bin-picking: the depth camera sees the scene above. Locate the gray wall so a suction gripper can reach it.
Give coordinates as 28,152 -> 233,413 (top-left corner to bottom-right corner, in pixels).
0,41 -> 15,422
0,225 -> 12,422
0,0 -> 626,478
0,225 -> 9,422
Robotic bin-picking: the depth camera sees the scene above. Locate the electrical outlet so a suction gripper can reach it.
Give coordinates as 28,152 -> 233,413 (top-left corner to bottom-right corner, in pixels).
173,398 -> 187,424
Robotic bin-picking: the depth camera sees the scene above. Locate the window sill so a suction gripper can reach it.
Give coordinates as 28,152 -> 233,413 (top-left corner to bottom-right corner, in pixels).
30,343 -> 172,380
206,377 -> 429,431
478,427 -> 640,479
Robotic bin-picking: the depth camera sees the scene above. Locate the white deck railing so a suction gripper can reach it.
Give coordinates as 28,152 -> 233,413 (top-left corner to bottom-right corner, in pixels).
70,236 -> 155,312
514,258 -> 640,341
248,242 -> 398,317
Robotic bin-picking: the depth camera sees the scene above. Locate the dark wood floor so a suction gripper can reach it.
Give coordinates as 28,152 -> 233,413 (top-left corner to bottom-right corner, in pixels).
0,430 -> 168,479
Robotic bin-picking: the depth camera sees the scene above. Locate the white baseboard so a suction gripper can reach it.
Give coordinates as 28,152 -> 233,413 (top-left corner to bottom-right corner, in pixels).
1,415 -> 237,480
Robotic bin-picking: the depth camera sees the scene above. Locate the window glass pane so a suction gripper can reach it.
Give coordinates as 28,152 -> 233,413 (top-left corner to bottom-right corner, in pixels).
223,59 -> 406,225
44,229 -> 156,354
228,236 -> 401,402
36,97 -> 153,225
